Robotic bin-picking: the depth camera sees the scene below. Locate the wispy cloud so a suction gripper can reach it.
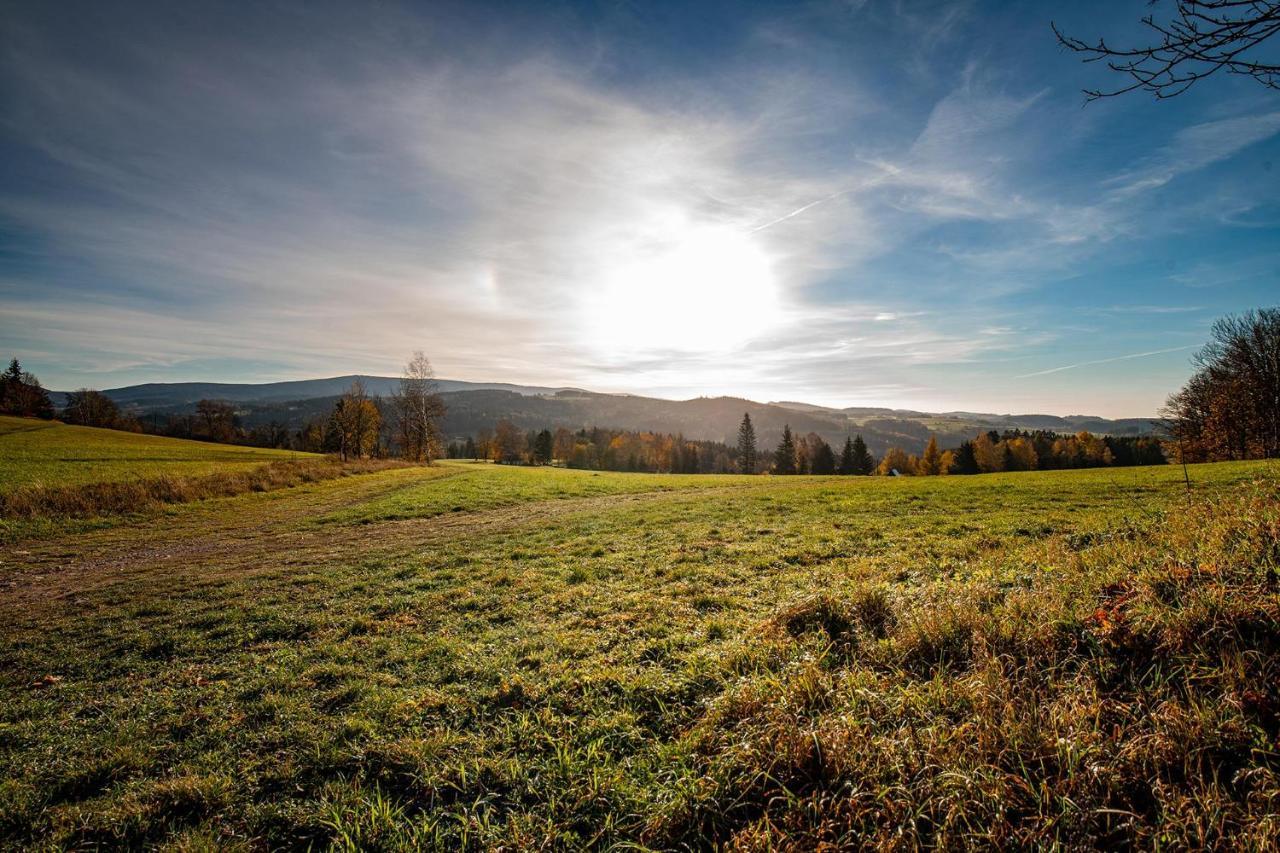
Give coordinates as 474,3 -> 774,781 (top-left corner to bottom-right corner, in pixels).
1107,111 -> 1280,199
1,1 -> 1276,417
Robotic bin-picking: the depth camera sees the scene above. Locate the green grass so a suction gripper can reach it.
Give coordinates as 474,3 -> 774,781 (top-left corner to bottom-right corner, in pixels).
0,416 -> 308,493
2,458 -> 1278,848
319,461 -> 761,525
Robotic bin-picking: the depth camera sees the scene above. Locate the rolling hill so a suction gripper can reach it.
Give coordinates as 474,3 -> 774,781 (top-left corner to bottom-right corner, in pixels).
53,378 -> 1162,457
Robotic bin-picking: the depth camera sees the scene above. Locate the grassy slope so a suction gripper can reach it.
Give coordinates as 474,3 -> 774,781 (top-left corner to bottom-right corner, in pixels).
1,459 -> 1278,848
0,416 -> 307,493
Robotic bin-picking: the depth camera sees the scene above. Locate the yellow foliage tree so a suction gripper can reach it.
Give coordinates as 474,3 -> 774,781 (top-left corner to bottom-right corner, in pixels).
919,435 -> 942,475
876,447 -> 915,476
973,432 -> 1003,473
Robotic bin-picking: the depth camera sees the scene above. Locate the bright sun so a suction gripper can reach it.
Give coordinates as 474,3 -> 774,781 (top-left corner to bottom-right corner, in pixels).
584,222 -> 780,356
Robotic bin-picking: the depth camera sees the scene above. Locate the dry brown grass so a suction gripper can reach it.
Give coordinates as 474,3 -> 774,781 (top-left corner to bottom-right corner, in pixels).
0,457 -> 410,519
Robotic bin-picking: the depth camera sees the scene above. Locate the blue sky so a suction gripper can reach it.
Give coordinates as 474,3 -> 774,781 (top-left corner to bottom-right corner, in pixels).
1,0 -> 1277,416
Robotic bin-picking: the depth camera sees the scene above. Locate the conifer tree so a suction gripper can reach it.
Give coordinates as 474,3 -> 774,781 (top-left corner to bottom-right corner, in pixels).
774,425 -> 797,474
838,436 -> 857,474
953,440 -> 979,474
811,439 -> 836,474
737,412 -> 757,473
851,434 -> 874,475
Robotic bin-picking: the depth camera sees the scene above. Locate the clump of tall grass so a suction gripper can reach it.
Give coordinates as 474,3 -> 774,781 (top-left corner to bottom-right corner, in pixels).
648,481 -> 1280,849
0,457 -> 408,519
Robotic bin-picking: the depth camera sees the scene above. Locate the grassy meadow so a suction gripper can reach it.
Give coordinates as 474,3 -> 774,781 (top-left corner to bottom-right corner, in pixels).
2,443 -> 1279,849
0,416 -> 307,492
0,417 -> 405,535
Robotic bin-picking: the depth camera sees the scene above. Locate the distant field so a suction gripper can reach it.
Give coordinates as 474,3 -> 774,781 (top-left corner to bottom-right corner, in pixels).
0,416 -> 308,493
2,457 -> 1279,848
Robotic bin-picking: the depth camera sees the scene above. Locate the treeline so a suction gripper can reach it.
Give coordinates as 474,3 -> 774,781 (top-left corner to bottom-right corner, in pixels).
4,352 -> 449,464
229,353 -> 447,462
1164,307 -> 1279,463
873,429 -> 1165,476
439,409 -> 1166,478
445,422 -> 744,473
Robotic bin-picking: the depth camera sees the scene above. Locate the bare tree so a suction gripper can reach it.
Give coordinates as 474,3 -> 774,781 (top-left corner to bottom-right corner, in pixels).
64,389 -> 121,428
195,399 -> 237,442
1054,1 -> 1280,100
391,351 -> 446,462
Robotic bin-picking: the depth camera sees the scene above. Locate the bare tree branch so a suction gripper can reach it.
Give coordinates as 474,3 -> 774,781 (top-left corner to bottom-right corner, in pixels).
1054,1 -> 1280,101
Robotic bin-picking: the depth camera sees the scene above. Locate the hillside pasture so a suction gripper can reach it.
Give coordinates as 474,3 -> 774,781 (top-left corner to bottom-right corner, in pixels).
0,416 -> 307,493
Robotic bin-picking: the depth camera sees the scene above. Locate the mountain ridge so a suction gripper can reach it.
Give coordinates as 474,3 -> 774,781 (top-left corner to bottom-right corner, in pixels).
50,376 -> 1161,457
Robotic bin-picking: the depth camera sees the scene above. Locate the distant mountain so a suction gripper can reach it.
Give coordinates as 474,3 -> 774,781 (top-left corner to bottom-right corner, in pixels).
50,375 -> 573,408
53,377 -> 1161,457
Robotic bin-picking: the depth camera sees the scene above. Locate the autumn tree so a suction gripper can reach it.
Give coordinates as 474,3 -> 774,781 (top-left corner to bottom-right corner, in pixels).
330,380 -> 381,461
876,447 -> 915,476
296,418 -> 327,453
553,427 -> 574,463
1003,436 -> 1039,471
919,435 -> 943,475
475,427 -> 494,462
973,432 -> 1003,473
794,434 -> 811,474
737,413 -> 757,473
63,389 -> 121,428
1164,308 -> 1280,462
392,351 -> 446,463
492,419 -> 524,464
774,425 -> 797,474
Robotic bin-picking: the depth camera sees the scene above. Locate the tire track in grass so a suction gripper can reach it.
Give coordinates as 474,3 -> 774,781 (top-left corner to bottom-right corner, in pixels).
1,478 -> 770,607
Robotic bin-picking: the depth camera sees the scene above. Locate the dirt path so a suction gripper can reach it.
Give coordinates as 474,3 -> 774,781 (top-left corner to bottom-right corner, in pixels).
0,473 -> 757,609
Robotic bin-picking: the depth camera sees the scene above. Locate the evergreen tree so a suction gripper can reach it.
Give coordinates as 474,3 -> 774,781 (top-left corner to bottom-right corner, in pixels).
737,412 -> 757,473
774,425 -> 797,474
464,436 -> 476,459
533,429 -> 553,465
838,436 -> 857,474
953,440 -> 979,474
811,439 -> 836,474
1,357 -> 54,419
851,434 -> 874,475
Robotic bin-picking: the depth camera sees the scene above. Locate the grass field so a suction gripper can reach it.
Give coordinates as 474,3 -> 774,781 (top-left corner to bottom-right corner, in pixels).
2,454 -> 1279,848
0,416 -> 307,492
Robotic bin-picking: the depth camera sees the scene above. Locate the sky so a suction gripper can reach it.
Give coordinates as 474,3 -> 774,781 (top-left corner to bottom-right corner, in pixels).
2,0 -> 1278,417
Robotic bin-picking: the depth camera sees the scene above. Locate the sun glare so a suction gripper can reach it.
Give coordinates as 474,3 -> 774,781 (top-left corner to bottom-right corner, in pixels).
584,222 -> 780,356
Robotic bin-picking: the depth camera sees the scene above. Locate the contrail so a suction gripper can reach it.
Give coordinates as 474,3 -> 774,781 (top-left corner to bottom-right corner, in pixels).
1015,345 -> 1194,379
748,190 -> 850,233
747,161 -> 899,234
